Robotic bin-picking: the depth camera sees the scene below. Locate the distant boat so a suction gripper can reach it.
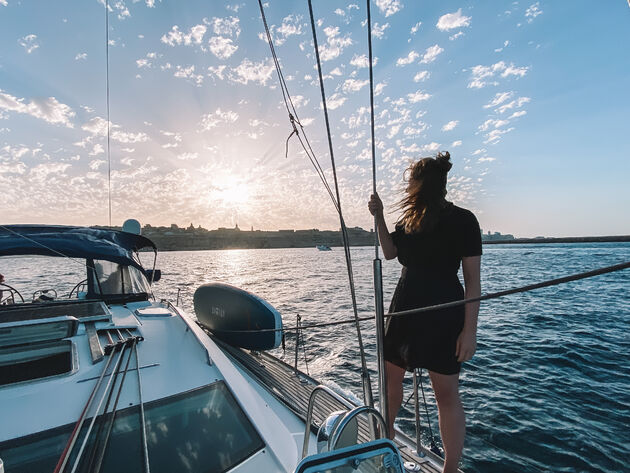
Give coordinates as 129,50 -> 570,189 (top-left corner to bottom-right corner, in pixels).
316,244 -> 332,251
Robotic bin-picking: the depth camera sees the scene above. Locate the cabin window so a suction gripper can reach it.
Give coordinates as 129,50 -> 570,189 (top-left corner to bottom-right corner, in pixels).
92,260 -> 150,296
0,382 -> 265,473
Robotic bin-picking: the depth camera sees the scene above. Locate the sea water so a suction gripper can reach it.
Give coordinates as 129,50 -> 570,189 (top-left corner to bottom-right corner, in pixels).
2,243 -> 628,472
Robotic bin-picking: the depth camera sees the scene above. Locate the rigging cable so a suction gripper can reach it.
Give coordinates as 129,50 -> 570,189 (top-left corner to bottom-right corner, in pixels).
306,0 -> 374,409
257,0 -> 341,216
365,0 -> 389,429
105,0 -> 112,227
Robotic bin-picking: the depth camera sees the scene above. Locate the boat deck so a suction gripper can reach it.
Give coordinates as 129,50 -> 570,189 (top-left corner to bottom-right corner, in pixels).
213,335 -> 446,473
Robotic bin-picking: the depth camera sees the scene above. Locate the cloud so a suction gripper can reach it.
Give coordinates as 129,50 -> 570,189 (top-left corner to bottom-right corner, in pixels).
372,23 -> 389,39
208,36 -> 238,59
484,91 -> 514,108
75,53 -> 87,60
342,79 -> 369,93
19,34 -> 39,54
525,2 -> 543,23
81,117 -> 149,143
174,65 -> 204,85
230,59 -> 274,85
509,110 -> 527,119
496,96 -> 530,114
89,159 -> 105,170
375,0 -> 402,17
420,44 -> 443,64
442,120 -> 459,131
468,61 -> 529,88
410,22 -> 422,35
319,26 -> 353,61
350,54 -> 375,68
436,9 -> 471,31
271,15 -> 303,45
161,24 -> 207,47
200,108 -> 239,130
208,16 -> 240,37
0,0 -> 7,6
396,51 -> 419,66
207,65 -> 227,80
0,90 -> 75,127
449,31 -> 464,41
177,152 -> 198,160
484,127 -> 515,144
451,140 -> 462,147
413,71 -> 430,82
327,93 -> 347,110
478,156 -> 496,162
89,144 -> 104,156
407,90 -> 431,103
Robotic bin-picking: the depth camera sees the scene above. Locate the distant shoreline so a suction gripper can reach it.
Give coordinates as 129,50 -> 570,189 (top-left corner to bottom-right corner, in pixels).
148,234 -> 629,252
483,235 -> 630,244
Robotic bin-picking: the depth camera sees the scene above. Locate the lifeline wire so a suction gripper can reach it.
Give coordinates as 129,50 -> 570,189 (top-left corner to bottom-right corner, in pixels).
202,260 -> 630,334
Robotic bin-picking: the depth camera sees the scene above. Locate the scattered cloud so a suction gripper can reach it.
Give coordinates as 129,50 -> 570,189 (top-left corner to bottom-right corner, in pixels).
468,61 -> 529,88
407,90 -> 431,103
174,65 -> 204,85
82,117 -> 149,143
75,53 -> 87,60
319,26 -> 353,62
208,36 -> 238,59
19,34 -> 39,54
442,120 -> 459,131
200,108 -> 239,131
230,59 -> 274,85
451,140 -> 462,147
0,90 -> 75,127
413,71 -> 430,82
525,2 -> 543,23
342,79 -> 369,93
449,31 -> 464,41
410,22 -> 422,35
396,51 -> 419,66
177,152 -> 198,160
436,9 -> 471,31
208,16 -> 241,37
420,44 -> 444,64
375,0 -> 402,17
372,23 -> 389,39
161,24 -> 207,47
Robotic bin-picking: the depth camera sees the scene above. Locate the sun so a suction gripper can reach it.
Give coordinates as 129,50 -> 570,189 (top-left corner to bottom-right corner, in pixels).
216,176 -> 250,206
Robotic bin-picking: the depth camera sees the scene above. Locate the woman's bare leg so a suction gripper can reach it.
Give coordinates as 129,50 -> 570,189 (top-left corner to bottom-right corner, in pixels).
385,361 -> 406,439
428,371 -> 464,473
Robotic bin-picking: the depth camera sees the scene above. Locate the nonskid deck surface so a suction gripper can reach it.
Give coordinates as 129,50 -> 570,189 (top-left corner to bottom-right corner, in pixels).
213,335 -> 445,473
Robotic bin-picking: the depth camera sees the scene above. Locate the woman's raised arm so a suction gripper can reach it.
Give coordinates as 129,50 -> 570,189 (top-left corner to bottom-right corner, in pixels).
368,193 -> 397,260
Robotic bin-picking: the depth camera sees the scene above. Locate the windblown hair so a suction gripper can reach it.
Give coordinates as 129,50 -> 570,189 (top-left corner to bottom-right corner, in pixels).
396,151 -> 453,233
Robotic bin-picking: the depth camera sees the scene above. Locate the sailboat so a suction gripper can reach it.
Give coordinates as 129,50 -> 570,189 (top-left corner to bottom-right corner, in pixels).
0,221 -> 449,472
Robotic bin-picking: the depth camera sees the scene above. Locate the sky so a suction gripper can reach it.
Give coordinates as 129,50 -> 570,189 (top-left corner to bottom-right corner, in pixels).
1,1 -> 629,238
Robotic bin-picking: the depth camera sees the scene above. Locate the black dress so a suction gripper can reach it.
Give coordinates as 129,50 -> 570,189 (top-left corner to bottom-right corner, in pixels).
384,204 -> 482,375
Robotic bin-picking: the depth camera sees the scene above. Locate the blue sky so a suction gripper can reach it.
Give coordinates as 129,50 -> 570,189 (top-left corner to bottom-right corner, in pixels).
1,0 -> 628,237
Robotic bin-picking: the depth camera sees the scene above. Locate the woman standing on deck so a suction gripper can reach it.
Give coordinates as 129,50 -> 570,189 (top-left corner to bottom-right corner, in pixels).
368,151 -> 481,473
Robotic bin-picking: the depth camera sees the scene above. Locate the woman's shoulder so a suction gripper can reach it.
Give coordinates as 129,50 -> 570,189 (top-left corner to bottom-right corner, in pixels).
450,204 -> 477,220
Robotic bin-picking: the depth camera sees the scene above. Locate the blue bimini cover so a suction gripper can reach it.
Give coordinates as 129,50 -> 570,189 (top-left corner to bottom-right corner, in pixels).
0,225 -> 156,270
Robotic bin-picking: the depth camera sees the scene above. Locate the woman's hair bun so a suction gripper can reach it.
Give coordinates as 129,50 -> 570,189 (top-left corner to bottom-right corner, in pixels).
436,151 -> 452,173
